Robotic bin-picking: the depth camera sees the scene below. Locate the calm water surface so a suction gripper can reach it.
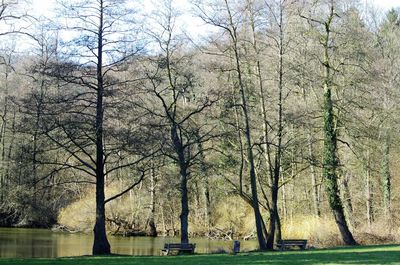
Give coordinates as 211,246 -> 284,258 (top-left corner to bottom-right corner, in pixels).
0,228 -> 258,258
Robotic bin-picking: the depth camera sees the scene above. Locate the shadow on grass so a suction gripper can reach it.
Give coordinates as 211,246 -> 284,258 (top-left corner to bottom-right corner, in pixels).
228,249 -> 400,265
2,245 -> 400,265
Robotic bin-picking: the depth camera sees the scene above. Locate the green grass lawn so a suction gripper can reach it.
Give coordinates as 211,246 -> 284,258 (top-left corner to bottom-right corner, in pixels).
1,244 -> 399,265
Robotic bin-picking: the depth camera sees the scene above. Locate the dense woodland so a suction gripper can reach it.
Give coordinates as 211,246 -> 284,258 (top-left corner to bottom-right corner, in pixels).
0,0 -> 399,254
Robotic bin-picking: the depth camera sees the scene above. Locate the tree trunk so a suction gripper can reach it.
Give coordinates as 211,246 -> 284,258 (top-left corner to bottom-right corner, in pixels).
179,163 -> 189,244
203,175 -> 211,233
275,211 -> 282,242
148,165 -> 157,237
225,0 -> 266,249
92,0 -> 110,255
382,133 -> 391,219
161,201 -> 167,236
322,3 -> 357,246
193,180 -> 201,220
93,170 -> 110,255
281,175 -> 288,223
266,166 -> 280,249
323,87 -> 356,246
0,64 -> 9,203
197,138 -> 212,233
171,125 -> 190,244
340,173 -> 354,229
308,132 -> 321,217
365,152 -> 373,229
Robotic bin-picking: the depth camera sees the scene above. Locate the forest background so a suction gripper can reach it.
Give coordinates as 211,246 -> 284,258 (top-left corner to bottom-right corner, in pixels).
0,0 -> 400,254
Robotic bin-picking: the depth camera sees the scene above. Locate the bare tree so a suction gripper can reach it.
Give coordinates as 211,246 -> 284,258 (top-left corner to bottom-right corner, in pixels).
195,0 -> 268,250
40,0 -> 154,255
142,0 -> 219,244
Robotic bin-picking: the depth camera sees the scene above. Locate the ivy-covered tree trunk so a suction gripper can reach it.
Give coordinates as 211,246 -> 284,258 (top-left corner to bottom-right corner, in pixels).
323,84 -> 357,246
321,2 -> 357,246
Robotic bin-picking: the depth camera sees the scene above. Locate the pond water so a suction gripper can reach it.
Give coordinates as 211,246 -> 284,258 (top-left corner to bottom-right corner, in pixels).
0,228 -> 258,258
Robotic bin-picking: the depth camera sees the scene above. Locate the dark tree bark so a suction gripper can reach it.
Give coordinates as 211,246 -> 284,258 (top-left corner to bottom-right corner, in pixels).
92,0 -> 110,254
171,125 -> 190,244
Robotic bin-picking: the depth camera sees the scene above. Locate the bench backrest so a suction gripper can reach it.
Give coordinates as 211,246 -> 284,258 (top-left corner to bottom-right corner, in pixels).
278,239 -> 307,244
164,243 -> 196,249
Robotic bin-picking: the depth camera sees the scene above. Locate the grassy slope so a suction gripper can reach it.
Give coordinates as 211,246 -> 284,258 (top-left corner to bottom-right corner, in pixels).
1,245 -> 399,265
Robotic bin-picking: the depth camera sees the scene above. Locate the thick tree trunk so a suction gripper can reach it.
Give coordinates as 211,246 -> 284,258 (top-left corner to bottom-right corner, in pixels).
323,87 -> 356,246
322,3 -> 357,246
92,0 -> 110,255
266,166 -> 280,249
171,125 -> 190,244
340,173 -> 354,229
179,164 -> 189,244
93,170 -> 110,255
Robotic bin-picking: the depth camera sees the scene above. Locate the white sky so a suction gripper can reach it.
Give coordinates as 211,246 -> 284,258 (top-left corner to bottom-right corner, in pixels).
371,0 -> 400,9
29,0 -> 400,31
27,0 -> 400,43
31,0 -> 400,15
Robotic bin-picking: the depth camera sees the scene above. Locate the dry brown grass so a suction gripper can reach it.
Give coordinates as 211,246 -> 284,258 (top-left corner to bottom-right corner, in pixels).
58,191 -> 95,232
58,190 -> 400,247
281,216 -> 342,247
355,219 -> 398,245
282,215 -> 400,247
58,186 -> 149,233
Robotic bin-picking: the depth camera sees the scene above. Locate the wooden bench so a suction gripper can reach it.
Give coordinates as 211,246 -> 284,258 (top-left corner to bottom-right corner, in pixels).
276,239 -> 307,250
161,243 -> 196,255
